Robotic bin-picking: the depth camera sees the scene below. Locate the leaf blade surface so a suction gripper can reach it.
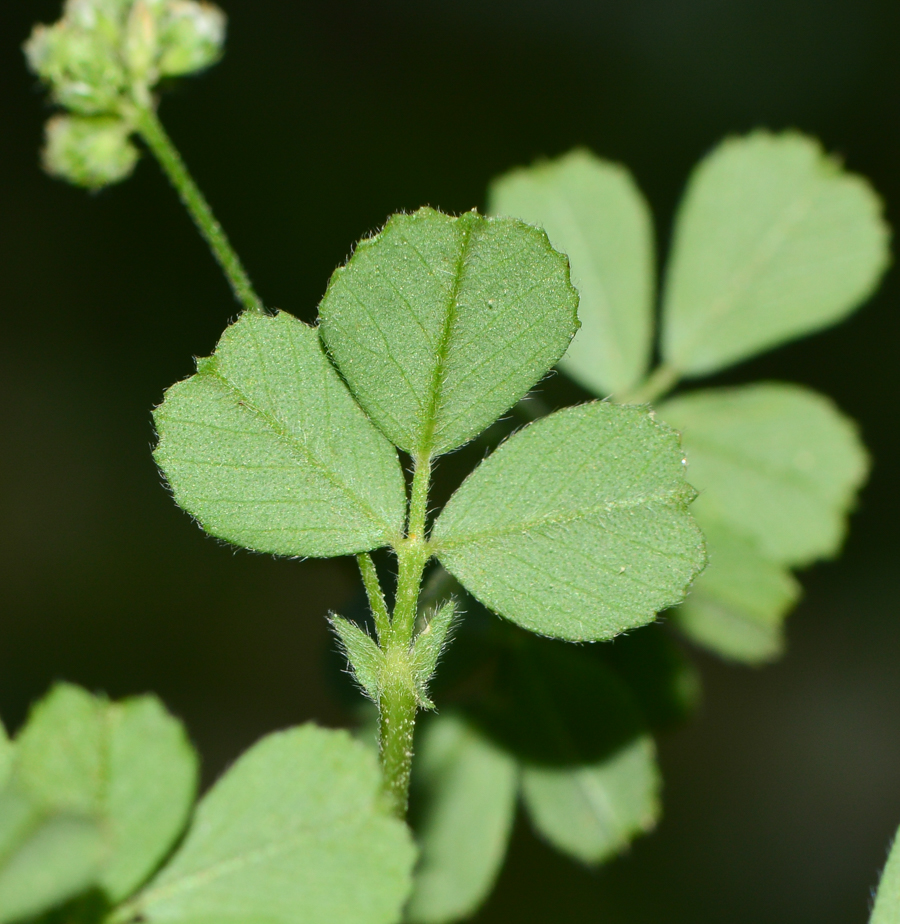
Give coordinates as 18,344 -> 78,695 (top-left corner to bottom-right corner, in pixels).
433,403 -> 705,641
674,521 -> 800,664
154,311 -> 407,557
318,208 -> 579,457
489,148 -> 655,397
521,735 -> 660,865
659,383 -> 868,566
661,131 -> 889,376
134,724 -> 415,924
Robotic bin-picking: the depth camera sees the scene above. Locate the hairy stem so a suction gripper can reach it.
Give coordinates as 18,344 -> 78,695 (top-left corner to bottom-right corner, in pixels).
132,104 -> 265,315
616,362 -> 680,406
378,652 -> 419,818
377,453 -> 433,817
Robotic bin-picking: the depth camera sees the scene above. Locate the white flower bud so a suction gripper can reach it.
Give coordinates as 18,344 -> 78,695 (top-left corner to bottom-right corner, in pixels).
157,1 -> 226,77
124,0 -> 158,81
25,0 -> 227,120
42,114 -> 139,189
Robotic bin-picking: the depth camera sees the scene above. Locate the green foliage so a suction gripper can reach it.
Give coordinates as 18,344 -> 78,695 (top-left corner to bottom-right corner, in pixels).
872,827 -> 900,924
521,735 -> 660,865
129,724 -> 415,924
407,714 -> 518,924
24,0 -> 894,917
401,611 -> 669,918
433,402 -> 705,641
489,147 -> 654,397
661,383 -> 867,663
490,131 -> 885,664
659,384 -> 868,566
154,311 -> 407,557
674,522 -> 800,663
0,684 -> 197,923
319,208 -> 579,458
661,131 -> 890,377
24,0 -> 226,188
0,687 -> 416,924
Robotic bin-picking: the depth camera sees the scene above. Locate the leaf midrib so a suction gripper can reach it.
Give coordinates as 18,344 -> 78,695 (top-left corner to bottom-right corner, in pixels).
435,487 -> 691,551
416,215 -> 477,459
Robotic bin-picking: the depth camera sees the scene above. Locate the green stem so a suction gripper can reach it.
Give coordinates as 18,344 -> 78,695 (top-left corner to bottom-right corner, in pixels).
378,654 -> 418,818
132,104 -> 265,315
377,453 -> 433,817
616,362 -> 680,406
357,552 -> 390,644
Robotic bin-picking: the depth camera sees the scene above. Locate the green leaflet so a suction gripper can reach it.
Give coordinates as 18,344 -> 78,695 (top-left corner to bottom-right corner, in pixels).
0,801 -> 105,924
488,148 -> 655,397
0,684 -> 197,921
407,714 -> 518,924
871,826 -> 900,924
98,697 -> 199,901
154,311 -> 407,558
661,131 -> 890,377
433,402 -> 706,642
675,521 -> 800,664
132,725 -> 415,924
521,735 -> 660,866
659,383 -> 868,566
318,208 -> 579,458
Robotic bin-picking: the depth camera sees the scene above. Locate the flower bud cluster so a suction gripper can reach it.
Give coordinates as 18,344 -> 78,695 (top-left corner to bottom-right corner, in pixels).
24,0 -> 226,188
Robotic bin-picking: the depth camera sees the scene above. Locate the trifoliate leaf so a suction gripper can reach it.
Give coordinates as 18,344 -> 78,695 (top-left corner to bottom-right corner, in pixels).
131,725 -> 416,924
488,148 -> 655,397
659,383 -> 868,566
0,685 -> 197,920
674,521 -> 800,664
433,402 -> 706,641
412,600 -> 458,708
872,826 -> 900,924
331,616 -> 384,702
42,114 -> 139,189
407,714 -> 518,924
154,311 -> 407,557
521,735 -> 660,866
661,131 -> 890,376
318,208 -> 579,458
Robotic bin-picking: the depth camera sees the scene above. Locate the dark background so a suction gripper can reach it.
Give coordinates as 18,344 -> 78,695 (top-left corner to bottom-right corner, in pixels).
2,1 -> 900,921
